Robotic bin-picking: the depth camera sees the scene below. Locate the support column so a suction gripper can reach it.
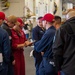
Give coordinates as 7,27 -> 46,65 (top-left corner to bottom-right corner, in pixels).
33,0 -> 36,27
55,0 -> 62,17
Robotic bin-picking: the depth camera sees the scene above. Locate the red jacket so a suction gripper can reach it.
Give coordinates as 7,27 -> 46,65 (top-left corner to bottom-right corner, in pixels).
11,29 -> 26,75
11,29 -> 27,51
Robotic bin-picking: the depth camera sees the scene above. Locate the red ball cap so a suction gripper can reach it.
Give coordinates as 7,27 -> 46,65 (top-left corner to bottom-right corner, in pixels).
0,12 -> 5,20
17,18 -> 24,27
42,13 -> 54,22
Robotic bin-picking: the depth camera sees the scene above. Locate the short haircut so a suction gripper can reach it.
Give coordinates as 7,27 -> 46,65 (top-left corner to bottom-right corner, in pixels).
54,16 -> 61,23
54,16 -> 61,21
38,16 -> 43,20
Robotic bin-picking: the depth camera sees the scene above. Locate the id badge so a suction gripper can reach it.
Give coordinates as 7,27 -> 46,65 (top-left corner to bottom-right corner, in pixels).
0,53 -> 3,63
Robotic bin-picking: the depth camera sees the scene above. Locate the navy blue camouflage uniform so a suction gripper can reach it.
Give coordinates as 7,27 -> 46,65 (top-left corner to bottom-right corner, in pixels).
32,25 -> 45,75
35,26 -> 56,75
1,22 -> 14,75
0,27 -> 10,75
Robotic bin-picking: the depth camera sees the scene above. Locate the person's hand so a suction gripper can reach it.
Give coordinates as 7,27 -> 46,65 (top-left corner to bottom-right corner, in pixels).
25,41 -> 33,46
12,60 -> 15,65
28,42 -> 33,46
24,42 -> 27,47
41,52 -> 44,56
24,41 -> 30,46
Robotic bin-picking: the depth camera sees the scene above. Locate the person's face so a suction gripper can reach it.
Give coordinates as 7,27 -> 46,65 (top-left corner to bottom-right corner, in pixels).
53,20 -> 59,26
13,24 -> 21,32
53,20 -> 56,26
0,19 -> 4,25
7,21 -> 15,28
37,20 -> 43,27
42,20 -> 46,28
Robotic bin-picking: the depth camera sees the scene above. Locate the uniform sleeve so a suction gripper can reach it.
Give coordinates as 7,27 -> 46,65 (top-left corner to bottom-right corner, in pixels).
52,28 -> 64,71
2,32 -> 10,63
35,32 -> 53,52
